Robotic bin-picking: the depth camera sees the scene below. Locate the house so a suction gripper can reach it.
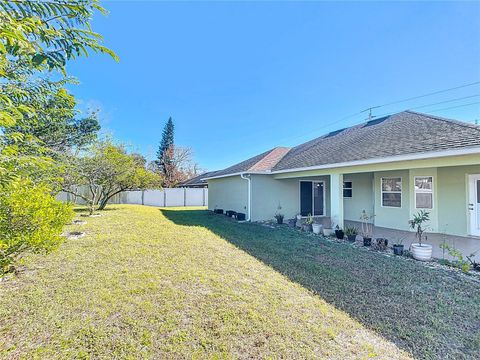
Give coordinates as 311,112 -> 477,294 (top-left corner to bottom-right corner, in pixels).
177,171 -> 218,188
205,111 -> 480,258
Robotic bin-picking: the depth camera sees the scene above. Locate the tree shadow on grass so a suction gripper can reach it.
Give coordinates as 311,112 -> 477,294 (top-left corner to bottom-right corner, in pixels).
161,209 -> 480,360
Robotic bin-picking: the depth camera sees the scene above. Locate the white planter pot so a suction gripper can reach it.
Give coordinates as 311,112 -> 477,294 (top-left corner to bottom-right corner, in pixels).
312,224 -> 322,234
411,243 -> 433,261
323,228 -> 332,236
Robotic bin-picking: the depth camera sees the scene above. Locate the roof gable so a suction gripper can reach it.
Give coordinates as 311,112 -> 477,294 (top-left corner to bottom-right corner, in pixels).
209,147 -> 291,178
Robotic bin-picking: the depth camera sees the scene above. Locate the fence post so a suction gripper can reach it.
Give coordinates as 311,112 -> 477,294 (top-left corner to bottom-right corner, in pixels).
184,188 -> 186,206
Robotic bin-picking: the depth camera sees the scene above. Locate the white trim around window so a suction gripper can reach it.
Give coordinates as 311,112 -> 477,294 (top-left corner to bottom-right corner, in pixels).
381,177 -> 402,208
414,176 -> 434,209
343,180 -> 353,198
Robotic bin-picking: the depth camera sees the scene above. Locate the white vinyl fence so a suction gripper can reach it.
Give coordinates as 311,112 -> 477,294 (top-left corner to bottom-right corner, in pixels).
58,187 -> 208,207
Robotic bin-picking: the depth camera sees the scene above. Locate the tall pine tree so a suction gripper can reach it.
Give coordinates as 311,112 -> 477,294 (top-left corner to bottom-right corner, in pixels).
156,117 -> 174,172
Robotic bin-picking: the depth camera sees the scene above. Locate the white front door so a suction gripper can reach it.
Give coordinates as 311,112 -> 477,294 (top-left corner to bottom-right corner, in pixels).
469,174 -> 480,236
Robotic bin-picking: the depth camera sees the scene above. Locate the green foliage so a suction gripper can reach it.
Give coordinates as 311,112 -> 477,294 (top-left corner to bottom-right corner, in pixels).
62,140 -> 163,213
156,117 -> 174,171
408,210 -> 430,246
305,213 -> 314,225
0,0 -> 117,185
4,87 -> 101,154
439,242 -> 471,273
345,226 -> 358,236
0,0 -> 115,274
0,179 -> 74,274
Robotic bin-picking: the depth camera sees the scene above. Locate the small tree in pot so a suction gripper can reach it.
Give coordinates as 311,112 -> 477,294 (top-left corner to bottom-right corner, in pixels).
408,210 -> 433,261
360,210 -> 374,246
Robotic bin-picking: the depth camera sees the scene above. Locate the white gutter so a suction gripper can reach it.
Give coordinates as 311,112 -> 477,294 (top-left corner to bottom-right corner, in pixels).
270,146 -> 480,174
240,173 -> 251,221
204,170 -> 269,180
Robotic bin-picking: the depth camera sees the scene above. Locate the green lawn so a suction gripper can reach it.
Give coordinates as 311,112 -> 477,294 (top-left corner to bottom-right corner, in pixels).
0,206 -> 476,359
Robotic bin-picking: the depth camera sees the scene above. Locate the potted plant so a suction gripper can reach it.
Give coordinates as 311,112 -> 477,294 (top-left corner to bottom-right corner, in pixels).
360,210 -> 374,246
409,210 -> 433,261
274,203 -> 284,224
302,214 -> 314,232
392,236 -> 406,256
374,238 -> 388,251
322,218 -> 333,236
334,225 -> 345,239
274,213 -> 284,224
345,226 -> 358,242
312,222 -> 322,235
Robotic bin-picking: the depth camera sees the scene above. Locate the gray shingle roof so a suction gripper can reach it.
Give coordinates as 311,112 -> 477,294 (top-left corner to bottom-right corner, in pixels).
211,111 -> 480,177
273,111 -> 480,171
177,171 -> 219,187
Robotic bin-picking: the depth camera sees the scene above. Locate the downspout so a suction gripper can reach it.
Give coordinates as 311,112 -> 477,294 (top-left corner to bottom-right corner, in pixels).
240,173 -> 251,221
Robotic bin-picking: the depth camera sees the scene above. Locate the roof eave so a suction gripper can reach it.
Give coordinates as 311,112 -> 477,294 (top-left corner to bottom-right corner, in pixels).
270,146 -> 480,174
204,170 -> 271,181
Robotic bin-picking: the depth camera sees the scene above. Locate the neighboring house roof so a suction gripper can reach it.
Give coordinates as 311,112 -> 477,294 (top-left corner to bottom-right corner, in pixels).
177,171 -> 219,187
273,111 -> 480,171
208,111 -> 480,179
207,147 -> 290,178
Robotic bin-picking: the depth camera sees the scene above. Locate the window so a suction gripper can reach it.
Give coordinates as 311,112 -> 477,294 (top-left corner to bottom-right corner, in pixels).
381,177 -> 402,208
343,181 -> 352,198
415,176 -> 433,209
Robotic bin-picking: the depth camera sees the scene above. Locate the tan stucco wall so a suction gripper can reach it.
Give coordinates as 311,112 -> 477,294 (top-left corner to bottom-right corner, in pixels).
437,165 -> 480,237
343,172 -> 374,222
207,162 -> 480,238
250,175 -> 330,221
370,166 -> 480,236
207,176 -> 248,214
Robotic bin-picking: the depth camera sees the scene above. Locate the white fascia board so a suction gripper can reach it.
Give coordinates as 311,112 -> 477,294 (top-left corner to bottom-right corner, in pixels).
203,171 -> 270,180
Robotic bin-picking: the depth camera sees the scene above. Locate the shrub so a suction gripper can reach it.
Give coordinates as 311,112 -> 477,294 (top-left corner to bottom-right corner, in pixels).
0,180 -> 74,274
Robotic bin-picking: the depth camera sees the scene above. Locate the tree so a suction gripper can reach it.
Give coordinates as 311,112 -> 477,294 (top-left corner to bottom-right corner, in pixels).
62,141 -> 163,214
0,0 -> 117,273
156,117 -> 174,172
0,0 -> 118,185
160,145 -> 203,187
0,179 -> 74,274
4,87 -> 101,155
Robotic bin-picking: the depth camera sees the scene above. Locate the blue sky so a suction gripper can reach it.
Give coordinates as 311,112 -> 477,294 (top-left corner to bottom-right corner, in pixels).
68,1 -> 480,171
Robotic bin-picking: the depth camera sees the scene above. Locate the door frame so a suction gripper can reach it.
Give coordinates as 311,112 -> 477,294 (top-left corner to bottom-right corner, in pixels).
299,180 -> 326,217
468,174 -> 480,236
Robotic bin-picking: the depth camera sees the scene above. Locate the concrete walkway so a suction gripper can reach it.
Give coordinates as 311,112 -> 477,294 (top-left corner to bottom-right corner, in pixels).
345,220 -> 480,260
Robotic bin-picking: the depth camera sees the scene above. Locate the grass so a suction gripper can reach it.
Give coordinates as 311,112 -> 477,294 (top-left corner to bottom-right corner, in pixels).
163,209 -> 480,360
0,205 -> 412,360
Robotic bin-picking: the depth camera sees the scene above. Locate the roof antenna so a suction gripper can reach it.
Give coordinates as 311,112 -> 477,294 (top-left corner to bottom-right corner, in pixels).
363,106 -> 380,121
